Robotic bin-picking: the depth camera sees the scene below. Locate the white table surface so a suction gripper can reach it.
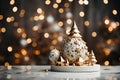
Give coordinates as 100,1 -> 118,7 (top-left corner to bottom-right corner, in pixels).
0,65 -> 120,80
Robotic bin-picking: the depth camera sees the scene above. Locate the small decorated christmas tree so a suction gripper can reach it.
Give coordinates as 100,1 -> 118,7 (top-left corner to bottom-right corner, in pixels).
62,21 -> 88,64
88,50 -> 97,66
76,55 -> 84,66
49,21 -> 100,72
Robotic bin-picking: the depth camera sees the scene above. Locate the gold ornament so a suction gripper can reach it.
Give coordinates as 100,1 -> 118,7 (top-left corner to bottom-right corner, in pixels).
49,21 -> 98,67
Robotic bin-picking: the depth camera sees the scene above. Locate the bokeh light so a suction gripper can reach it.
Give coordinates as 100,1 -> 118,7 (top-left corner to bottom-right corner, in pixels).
91,32 -> 97,37
53,3 -> 59,8
112,10 -> 117,15
0,15 -> 3,20
7,46 -> 13,52
12,6 -> 18,12
103,0 -> 108,4
79,11 -> 85,17
0,0 -> 120,65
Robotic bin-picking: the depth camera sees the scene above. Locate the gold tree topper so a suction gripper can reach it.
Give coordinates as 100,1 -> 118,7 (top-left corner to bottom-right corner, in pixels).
69,21 -> 82,38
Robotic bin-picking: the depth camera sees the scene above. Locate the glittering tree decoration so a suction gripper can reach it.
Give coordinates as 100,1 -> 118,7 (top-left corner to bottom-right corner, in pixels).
62,21 -> 88,64
88,50 -> 97,66
49,21 -> 98,67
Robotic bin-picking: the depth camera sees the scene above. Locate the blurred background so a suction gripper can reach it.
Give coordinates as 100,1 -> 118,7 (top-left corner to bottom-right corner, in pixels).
0,0 -> 120,65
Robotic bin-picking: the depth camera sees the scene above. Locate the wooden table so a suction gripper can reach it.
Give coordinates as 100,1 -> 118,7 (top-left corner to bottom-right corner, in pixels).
0,66 -> 120,80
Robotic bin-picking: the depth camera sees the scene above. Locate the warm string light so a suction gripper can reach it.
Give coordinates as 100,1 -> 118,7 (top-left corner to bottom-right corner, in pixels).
84,21 -> 90,27
10,0 -> 15,5
58,21 -> 64,27
44,33 -> 50,38
45,0 -> 51,5
66,19 -> 72,24
103,48 -> 111,56
103,0 -> 108,4
56,0 -> 62,4
12,6 -> 18,12
58,8 -> 64,13
1,27 -> 6,33
79,11 -> 85,17
104,19 -> 110,25
53,3 -> 59,8
112,10 -> 117,15
104,60 -> 109,66
7,46 -> 13,52
91,32 -> 97,37
78,0 -> 89,5
0,15 -> 3,20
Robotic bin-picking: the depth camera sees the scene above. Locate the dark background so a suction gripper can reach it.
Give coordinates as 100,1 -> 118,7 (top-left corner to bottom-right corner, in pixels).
0,0 -> 120,65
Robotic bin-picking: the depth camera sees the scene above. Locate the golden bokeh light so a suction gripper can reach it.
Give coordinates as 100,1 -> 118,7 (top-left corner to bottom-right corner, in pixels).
34,16 -> 39,21
35,50 -> 40,55
5,62 -> 10,66
106,39 -> 112,44
26,38 -> 32,44
91,32 -> 97,37
79,11 -> 85,17
58,8 -> 64,13
10,0 -> 15,5
0,15 -> 3,20
1,27 -> 6,33
104,19 -> 110,25
37,8 -> 43,14
6,17 -> 11,23
84,21 -> 90,27
68,0 -> 73,2
84,0 -> 89,5
11,16 -> 15,21
66,19 -> 72,24
32,25 -> 39,31
103,48 -> 111,56
56,0 -> 62,3
44,33 -> 50,38
14,53 -> 20,58
104,60 -> 109,66
32,42 -> 37,47
21,49 -> 27,56
7,46 -> 13,52
78,0 -> 84,5
58,21 -> 64,27
53,3 -> 59,8
108,26 -> 113,32
110,22 -> 117,29
116,22 -> 120,26
17,28 -> 22,33
22,33 -> 27,38
24,56 -> 29,61
12,6 -> 18,12
45,0 -> 51,5
112,10 -> 117,15
39,15 -> 45,20
103,0 -> 108,4
64,3 -> 69,8
52,39 -> 57,45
